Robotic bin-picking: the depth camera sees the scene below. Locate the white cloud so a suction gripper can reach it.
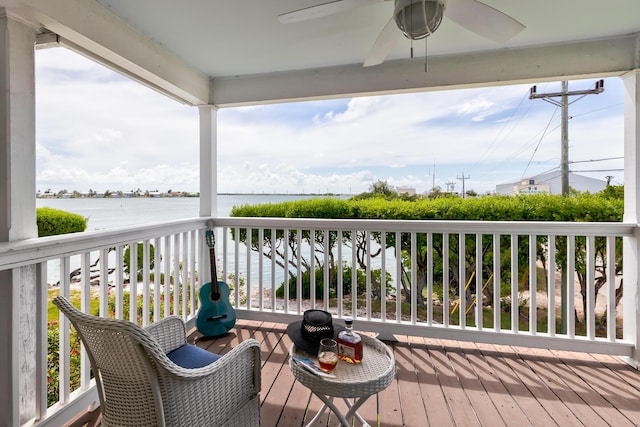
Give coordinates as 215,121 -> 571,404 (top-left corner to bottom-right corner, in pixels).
35,47 -> 625,195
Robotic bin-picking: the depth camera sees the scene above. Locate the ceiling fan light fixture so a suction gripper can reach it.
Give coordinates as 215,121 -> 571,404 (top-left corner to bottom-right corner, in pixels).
393,0 -> 447,40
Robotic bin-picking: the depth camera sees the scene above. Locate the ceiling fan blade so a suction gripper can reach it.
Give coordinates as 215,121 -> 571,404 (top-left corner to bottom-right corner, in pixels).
445,0 -> 525,43
278,0 -> 371,24
363,18 -> 398,67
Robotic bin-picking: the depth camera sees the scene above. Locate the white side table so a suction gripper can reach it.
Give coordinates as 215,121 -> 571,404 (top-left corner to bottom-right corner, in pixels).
289,333 -> 395,427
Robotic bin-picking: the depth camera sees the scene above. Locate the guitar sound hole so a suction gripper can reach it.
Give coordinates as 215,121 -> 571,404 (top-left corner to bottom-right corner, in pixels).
211,292 -> 221,301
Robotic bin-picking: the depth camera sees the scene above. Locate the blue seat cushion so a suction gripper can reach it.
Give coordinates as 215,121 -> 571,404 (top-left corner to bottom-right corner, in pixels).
166,344 -> 220,369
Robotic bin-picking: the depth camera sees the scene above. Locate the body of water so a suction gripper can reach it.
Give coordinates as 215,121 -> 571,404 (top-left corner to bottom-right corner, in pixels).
36,194 -> 353,288
36,194 -> 343,231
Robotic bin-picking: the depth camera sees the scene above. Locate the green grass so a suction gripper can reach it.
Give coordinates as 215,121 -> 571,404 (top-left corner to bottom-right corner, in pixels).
47,288 -> 101,323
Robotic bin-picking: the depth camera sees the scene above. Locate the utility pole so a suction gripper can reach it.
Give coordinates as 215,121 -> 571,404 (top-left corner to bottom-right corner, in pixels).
457,173 -> 470,198
530,79 -> 604,335
529,80 -> 604,196
445,181 -> 455,193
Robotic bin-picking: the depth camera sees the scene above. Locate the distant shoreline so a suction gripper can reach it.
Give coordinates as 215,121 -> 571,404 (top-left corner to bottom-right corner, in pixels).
37,192 -> 352,199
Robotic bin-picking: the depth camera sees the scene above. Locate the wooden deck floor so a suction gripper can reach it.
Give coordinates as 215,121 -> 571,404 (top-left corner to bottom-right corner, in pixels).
189,320 -> 640,427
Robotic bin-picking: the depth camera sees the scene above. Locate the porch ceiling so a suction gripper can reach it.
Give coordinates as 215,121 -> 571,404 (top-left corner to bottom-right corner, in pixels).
3,0 -> 640,105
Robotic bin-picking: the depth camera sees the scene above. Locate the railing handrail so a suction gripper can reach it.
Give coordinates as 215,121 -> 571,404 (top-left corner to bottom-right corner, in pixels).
2,216 -> 633,271
213,216 -> 635,235
0,217 -> 209,270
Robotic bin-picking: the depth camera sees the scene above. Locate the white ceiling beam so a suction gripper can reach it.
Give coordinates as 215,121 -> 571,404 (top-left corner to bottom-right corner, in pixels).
212,34 -> 640,107
9,0 -> 209,105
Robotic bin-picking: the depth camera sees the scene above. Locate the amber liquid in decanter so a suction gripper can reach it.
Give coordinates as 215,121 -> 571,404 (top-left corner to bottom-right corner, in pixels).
337,317 -> 363,364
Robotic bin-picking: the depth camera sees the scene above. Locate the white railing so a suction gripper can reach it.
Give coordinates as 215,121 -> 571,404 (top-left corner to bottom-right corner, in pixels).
1,216 -> 635,426
215,218 -> 634,356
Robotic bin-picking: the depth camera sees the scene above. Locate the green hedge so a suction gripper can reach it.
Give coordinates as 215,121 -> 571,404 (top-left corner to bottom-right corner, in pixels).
37,207 -> 87,237
231,194 -> 623,222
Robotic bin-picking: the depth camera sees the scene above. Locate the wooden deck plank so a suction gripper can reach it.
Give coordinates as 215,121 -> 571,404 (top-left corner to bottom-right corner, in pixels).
377,343 -> 404,427
259,326 -> 294,426
427,339 -> 482,426
441,339 -> 508,427
394,341 -> 430,427
278,380 -> 313,426
457,340 -> 532,426
474,342 -> 558,426
551,349 -> 640,425
410,336 -> 456,427
490,342 -> 590,426
75,320 -> 640,427
514,346 -> 610,426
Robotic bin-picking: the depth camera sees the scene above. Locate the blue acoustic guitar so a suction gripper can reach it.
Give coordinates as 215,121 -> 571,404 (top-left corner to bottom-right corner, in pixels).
196,230 -> 236,337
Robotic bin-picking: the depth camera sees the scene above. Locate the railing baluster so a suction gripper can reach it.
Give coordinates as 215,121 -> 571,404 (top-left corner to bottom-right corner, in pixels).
163,236 -> 171,319
234,227 -> 240,308
310,229 -> 316,309
129,242 -> 138,322
427,232 -> 433,327
284,228 -> 290,314
337,230 -> 343,318
100,248 -> 109,317
586,235 -> 596,340
115,245 -> 124,319
142,239 -> 150,327
189,230 -> 196,317
395,231 -> 402,323
366,231 -> 371,321
324,229 -> 330,312
476,233 -> 482,330
258,228 -> 264,311
351,230 -> 357,319
567,235 -> 576,338
172,234 -> 180,316
493,234 -> 500,332
411,232 -> 417,324
529,234 -> 537,335
181,232 -> 189,319
607,236 -> 616,341
153,237 -> 161,322
511,235 -> 518,333
246,227 -> 252,310
271,227 -> 277,312
381,231 -> 387,323
548,235 -> 556,336
459,233 -> 466,329
296,229 -> 302,314
443,233 -> 450,327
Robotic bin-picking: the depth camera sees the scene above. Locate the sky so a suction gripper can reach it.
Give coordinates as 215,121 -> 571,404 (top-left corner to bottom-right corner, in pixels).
35,47 -> 625,196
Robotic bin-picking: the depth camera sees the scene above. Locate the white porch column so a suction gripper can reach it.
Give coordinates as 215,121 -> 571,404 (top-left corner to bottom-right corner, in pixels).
199,105 -> 217,218
622,69 -> 640,368
0,11 -> 38,426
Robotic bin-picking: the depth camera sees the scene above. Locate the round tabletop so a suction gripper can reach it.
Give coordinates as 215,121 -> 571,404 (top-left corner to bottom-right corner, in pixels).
289,333 -> 395,398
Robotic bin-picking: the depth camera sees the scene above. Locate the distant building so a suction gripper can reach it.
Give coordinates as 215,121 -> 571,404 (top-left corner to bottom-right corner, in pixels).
496,171 -> 607,195
396,186 -> 416,196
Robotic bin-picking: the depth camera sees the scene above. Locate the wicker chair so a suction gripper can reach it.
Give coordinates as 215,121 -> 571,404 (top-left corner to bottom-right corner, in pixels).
53,296 -> 261,427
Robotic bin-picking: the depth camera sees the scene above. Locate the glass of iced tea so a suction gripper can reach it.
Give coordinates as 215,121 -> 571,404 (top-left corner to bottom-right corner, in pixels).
317,338 -> 338,372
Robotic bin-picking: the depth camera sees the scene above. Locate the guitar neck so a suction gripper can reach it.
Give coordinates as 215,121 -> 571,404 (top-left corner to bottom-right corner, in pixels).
209,246 -> 218,293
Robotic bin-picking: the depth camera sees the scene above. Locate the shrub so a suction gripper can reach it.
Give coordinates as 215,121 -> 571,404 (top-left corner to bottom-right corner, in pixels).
47,322 -> 82,407
276,264 -> 392,300
124,243 -> 156,281
37,207 -> 87,237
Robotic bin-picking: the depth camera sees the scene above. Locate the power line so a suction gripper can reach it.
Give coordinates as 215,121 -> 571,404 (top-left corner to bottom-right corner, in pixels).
521,108 -> 558,179
569,156 -> 623,164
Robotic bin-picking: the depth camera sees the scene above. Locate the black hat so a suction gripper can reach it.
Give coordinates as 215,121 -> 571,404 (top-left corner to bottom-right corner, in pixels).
286,310 -> 345,355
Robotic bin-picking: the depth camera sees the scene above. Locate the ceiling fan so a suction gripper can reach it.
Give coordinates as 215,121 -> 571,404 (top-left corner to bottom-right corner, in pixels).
278,0 -> 525,67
